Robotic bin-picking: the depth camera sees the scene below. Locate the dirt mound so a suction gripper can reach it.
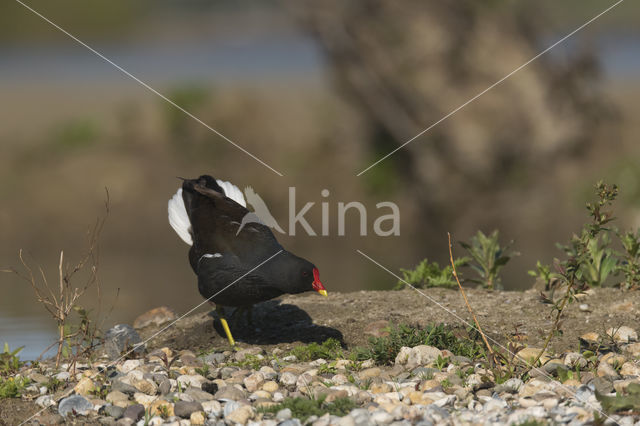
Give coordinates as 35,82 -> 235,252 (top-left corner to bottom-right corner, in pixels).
143,287 -> 640,355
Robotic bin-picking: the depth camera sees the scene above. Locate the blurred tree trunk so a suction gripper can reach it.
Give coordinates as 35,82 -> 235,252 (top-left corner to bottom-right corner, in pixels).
293,0 -> 611,231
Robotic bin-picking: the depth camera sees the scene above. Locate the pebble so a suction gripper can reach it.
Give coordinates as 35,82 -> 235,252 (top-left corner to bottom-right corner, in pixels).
280,371 -> 298,386
122,403 -> 145,421
394,345 -> 442,369
103,324 -> 145,359
35,395 -> 56,408
243,372 -> 265,392
106,391 -> 130,407
226,405 -> 254,424
214,385 -> 246,400
201,399 -> 222,416
607,326 -> 638,343
10,328 -> 640,426
174,400 -> 203,418
73,376 -> 95,396
103,404 -> 125,419
58,395 -> 93,417
133,306 -> 176,329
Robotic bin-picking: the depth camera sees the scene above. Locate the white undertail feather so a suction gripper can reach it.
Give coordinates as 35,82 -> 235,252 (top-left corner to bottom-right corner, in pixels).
216,179 -> 246,207
168,188 -> 193,246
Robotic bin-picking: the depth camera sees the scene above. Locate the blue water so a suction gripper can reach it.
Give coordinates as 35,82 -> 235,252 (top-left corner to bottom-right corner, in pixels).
0,315 -> 57,361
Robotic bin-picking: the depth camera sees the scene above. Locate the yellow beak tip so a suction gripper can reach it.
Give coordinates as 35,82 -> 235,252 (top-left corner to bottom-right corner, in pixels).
318,290 -> 328,297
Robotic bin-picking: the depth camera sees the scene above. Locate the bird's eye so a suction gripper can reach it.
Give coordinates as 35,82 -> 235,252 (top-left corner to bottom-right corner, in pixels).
302,271 -> 308,277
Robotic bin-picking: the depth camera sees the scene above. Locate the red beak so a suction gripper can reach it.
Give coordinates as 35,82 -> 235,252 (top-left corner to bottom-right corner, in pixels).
312,268 -> 327,297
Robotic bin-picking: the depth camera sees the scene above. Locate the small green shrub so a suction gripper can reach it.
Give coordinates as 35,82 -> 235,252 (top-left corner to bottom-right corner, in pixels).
460,230 -> 516,290
290,338 -> 343,362
0,376 -> 30,399
0,343 -> 24,376
618,229 -> 640,289
230,354 -> 266,370
259,395 -> 356,422
395,258 -> 469,289
529,181 -> 638,290
354,323 -> 484,365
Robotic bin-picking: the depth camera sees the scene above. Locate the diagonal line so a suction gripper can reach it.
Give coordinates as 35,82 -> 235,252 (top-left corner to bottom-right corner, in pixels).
356,249 -> 618,425
109,249 -> 283,364
18,250 -> 283,426
13,0 -> 284,177
357,0 -> 625,176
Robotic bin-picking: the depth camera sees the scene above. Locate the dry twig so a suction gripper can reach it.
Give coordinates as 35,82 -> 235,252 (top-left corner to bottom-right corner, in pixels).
2,190 -> 110,368
448,232 -> 495,358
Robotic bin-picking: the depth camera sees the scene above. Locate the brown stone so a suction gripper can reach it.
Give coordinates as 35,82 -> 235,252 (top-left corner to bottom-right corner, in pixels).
133,306 -> 177,329
149,400 -> 174,417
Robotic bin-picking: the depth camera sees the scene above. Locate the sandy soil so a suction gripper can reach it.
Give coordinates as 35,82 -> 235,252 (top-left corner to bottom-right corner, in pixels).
143,287 -> 640,356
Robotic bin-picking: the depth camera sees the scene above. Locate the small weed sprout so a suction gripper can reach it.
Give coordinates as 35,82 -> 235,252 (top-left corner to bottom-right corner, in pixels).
395,257 -> 470,289
259,395 -> 356,422
290,339 -> 343,362
617,229 -> 640,289
0,343 -> 24,376
0,376 -> 31,399
460,230 -> 517,290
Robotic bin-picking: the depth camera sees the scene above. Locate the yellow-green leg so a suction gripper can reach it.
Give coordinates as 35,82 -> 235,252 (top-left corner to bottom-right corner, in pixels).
216,306 -> 236,347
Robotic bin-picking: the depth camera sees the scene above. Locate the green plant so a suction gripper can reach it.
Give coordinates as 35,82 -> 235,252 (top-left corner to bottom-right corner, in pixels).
0,376 -> 30,399
513,419 -> 547,426
460,230 -> 516,290
45,377 -> 65,393
526,182 -> 619,372
527,261 -> 553,289
259,395 -> 356,422
596,382 -> 640,414
317,362 -> 337,376
195,364 -> 210,378
229,354 -> 266,370
617,229 -> 640,289
434,355 -> 449,371
557,233 -> 618,287
395,257 -> 469,289
456,367 -> 473,381
156,404 -> 170,419
0,343 -> 24,376
143,408 -> 151,426
90,385 -> 108,400
290,338 -> 343,362
354,323 -> 484,365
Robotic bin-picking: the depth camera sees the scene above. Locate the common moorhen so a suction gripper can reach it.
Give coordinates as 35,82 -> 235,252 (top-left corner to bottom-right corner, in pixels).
168,175 -> 327,346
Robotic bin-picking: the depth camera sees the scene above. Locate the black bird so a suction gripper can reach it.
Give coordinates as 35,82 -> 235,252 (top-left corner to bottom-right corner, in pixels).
168,175 -> 327,346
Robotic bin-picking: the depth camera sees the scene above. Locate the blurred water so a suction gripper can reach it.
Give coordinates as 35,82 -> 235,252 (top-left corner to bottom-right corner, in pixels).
0,36 -> 325,86
0,315 -> 57,361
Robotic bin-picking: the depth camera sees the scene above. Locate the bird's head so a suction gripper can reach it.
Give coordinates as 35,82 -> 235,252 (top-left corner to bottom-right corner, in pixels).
294,261 -> 327,297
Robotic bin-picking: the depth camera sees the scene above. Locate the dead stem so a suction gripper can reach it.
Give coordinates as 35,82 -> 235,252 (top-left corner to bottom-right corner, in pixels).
448,232 -> 495,358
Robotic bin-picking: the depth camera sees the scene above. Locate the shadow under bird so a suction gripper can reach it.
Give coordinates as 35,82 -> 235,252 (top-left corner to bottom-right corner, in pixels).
168,175 -> 327,346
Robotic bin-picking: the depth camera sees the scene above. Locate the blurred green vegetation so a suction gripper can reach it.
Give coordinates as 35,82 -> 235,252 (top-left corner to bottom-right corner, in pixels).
1,0 -> 637,46
50,119 -> 99,153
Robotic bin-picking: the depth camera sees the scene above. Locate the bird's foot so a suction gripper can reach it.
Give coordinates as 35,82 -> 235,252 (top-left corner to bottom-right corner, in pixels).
215,306 -> 236,347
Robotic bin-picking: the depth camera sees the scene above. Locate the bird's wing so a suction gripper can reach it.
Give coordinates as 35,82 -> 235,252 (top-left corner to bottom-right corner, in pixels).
184,182 -> 282,267
196,253 -> 284,305
216,179 -> 246,207
168,188 -> 193,245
